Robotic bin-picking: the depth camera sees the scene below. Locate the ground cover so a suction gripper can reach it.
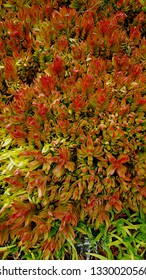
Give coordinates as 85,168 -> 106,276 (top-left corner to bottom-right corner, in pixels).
0,0 -> 146,259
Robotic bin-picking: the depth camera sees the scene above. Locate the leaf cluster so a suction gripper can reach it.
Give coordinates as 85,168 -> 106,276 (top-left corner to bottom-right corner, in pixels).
0,0 -> 146,259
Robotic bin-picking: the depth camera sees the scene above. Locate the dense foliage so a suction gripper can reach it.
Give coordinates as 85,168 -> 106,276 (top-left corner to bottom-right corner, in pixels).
0,0 -> 146,259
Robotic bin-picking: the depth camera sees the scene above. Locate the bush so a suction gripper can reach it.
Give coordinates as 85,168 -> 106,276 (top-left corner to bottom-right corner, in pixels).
0,0 -> 146,259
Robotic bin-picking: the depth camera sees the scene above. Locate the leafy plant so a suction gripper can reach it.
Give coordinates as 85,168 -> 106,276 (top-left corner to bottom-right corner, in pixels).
86,211 -> 146,260
0,0 -> 146,259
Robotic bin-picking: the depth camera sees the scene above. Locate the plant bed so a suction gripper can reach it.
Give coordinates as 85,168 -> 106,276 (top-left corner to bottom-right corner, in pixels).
0,0 -> 146,260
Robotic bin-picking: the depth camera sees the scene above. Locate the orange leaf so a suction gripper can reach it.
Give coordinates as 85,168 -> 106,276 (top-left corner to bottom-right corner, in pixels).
114,201 -> 122,212
87,136 -> 94,150
117,165 -> 127,179
60,145 -> 70,162
117,154 -> 129,164
52,164 -> 65,177
107,153 -> 116,164
107,164 -> 116,176
99,212 -> 110,229
65,161 -> 75,172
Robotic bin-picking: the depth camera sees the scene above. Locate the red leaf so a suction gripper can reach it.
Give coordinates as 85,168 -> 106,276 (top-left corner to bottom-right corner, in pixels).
52,56 -> 63,75
117,154 -> 129,164
107,153 -> 116,164
105,195 -> 122,212
41,75 -> 56,93
115,11 -> 127,22
4,57 -> 17,81
72,95 -> 84,110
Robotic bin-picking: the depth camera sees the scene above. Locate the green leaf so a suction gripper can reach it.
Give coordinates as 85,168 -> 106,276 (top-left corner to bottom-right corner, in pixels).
48,227 -> 59,239
70,0 -> 84,11
0,245 -> 15,252
75,226 -> 89,237
86,252 -> 108,260
3,4 -> 13,8
42,143 -> 51,154
66,238 -> 78,260
139,0 -> 146,6
140,223 -> 146,233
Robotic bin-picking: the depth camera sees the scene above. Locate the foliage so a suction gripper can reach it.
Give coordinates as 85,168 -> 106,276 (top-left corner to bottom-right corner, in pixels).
85,209 -> 146,260
0,0 -> 146,259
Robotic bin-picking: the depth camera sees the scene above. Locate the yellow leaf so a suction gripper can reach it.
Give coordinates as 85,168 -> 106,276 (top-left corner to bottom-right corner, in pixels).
52,165 -> 65,177
65,161 -> 75,172
88,155 -> 93,166
29,160 -> 42,171
0,245 -> 15,252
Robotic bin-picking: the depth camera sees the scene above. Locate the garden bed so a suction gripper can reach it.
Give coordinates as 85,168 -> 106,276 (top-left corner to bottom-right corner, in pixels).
0,0 -> 146,260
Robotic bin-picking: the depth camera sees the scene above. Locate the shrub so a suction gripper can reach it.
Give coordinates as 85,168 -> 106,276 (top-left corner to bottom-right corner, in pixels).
0,0 -> 146,259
